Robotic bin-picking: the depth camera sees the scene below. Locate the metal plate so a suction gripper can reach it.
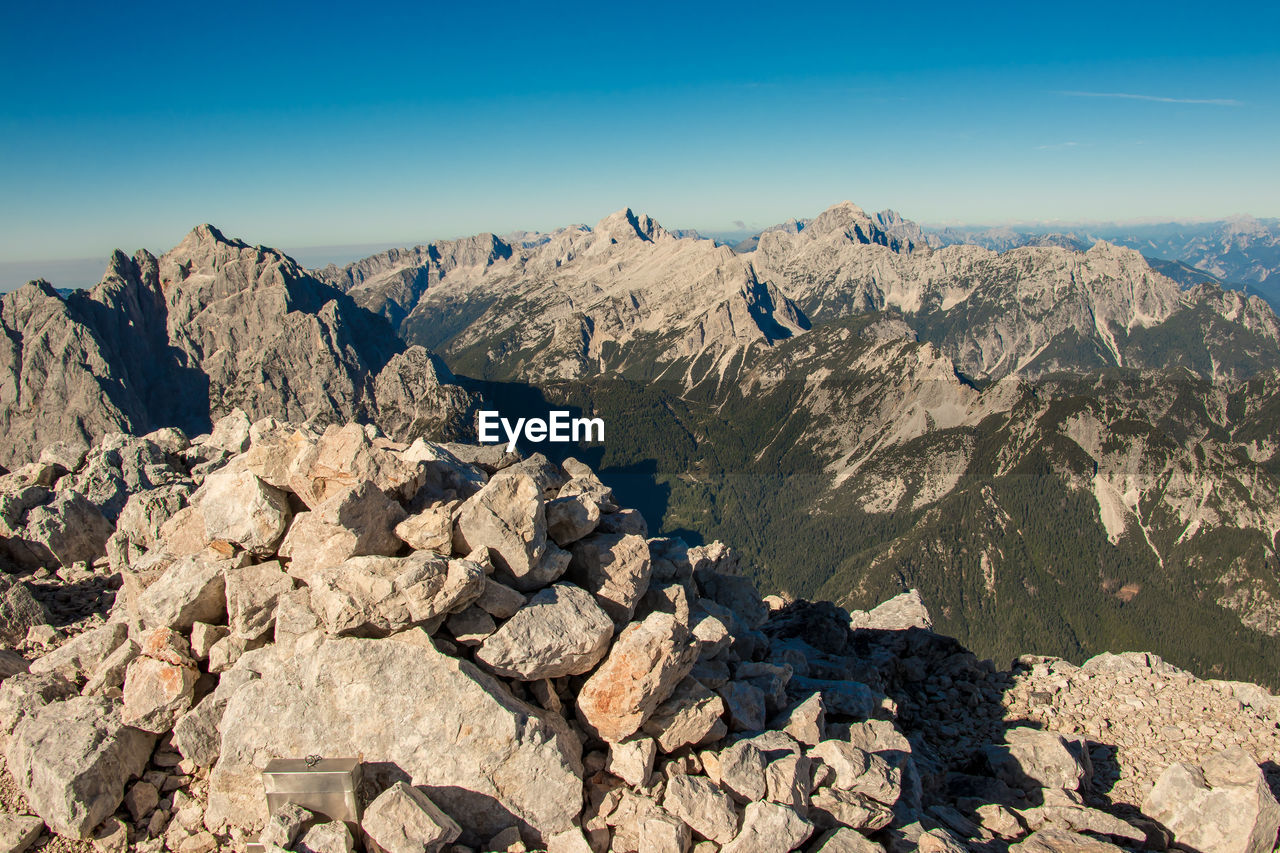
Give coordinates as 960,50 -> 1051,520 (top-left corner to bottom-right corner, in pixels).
262,757 -> 362,827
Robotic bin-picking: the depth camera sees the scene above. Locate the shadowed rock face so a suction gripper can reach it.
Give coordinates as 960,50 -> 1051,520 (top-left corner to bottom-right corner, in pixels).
0,226 -> 475,467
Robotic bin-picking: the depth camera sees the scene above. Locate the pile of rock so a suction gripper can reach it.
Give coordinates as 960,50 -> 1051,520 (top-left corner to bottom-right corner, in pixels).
0,413 -> 1277,852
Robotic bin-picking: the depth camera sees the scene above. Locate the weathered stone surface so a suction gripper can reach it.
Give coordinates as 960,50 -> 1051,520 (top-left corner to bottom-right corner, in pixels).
848,589 -> 932,631
189,622 -> 227,661
567,533 -> 652,628
156,506 -> 211,557
718,739 -> 768,802
717,681 -> 767,732
596,508 -> 648,537
287,424 -> 424,509
810,828 -> 884,853
777,694 -> 825,747
208,634 -> 583,841
0,671 -> 77,747
1142,747 -> 1280,853
116,484 -> 193,550
445,606 -> 496,646
362,782 -> 461,853
123,779 -> 159,821
721,801 -> 812,853
765,755 -> 813,810
137,553 -> 229,629
545,495 -> 600,547
810,789 -> 893,832
662,774 -> 739,843
297,820 -> 355,853
278,482 -> 407,579
0,650 -> 28,681
0,814 -> 43,853
984,728 -> 1086,792
475,578 -> 526,619
639,813 -> 691,853
641,677 -> 727,753
306,553 -> 484,637
207,409 -> 251,455
172,667 -> 258,768
475,584 -> 612,680
259,801 -> 312,848
1008,828 -> 1126,853
393,501 -> 456,554
192,465 -> 292,556
576,612 -> 699,742
29,621 -> 128,681
122,654 -> 198,733
452,468 -> 570,592
0,579 -> 47,645
21,491 -> 115,567
225,560 -> 295,639
6,695 -> 155,838
808,741 -> 901,806
607,735 -> 657,787
84,638 -> 140,696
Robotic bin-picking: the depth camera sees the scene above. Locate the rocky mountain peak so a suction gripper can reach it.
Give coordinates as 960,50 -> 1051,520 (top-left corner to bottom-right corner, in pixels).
593,207 -> 672,244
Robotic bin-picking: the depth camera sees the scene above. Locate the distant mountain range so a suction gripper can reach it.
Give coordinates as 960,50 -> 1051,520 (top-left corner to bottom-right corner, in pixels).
8,203 -> 1280,684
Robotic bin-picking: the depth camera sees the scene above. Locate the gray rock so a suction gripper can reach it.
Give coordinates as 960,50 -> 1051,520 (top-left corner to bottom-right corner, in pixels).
208,633 -> 583,841
21,491 -> 115,567
545,495 -> 599,547
576,612 -> 699,742
984,728 -> 1086,792
192,465 -> 292,556
765,755 -> 813,811
0,579 -> 48,646
297,820 -> 355,853
362,782 -> 461,853
445,606 -> 496,646
29,621 -> 128,682
475,584 -> 613,680
641,677 -> 727,753
809,789 -> 893,833
83,638 -> 140,696
808,741 -> 901,806
136,553 -> 229,629
848,590 -> 931,631
721,801 -> 812,853
567,533 -> 653,628
1142,747 -> 1280,853
607,735 -> 657,787
171,666 -> 259,767
810,828 -> 884,853
116,484 -> 193,550
394,502 -> 456,554
6,694 -> 155,838
206,409 -> 251,455
286,424 -> 425,509
278,481 -> 407,580
719,739 -> 768,802
0,671 -> 77,747
1008,828 -> 1126,853
0,650 -> 28,681
0,814 -> 43,853
225,560 -> 295,640
717,681 -> 767,732
776,693 -> 825,746
306,553 -> 484,637
452,468 -> 570,592
662,774 -> 739,844
474,578 -> 527,620
259,801 -> 312,848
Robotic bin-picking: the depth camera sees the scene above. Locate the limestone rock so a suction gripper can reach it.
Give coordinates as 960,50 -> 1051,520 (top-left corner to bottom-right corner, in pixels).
717,681 -> 767,732
192,465 -> 292,556
278,482 -> 407,580
136,553 -> 229,629
1008,828 -> 1126,853
811,828 -> 884,853
297,820 -> 355,853
259,801 -> 312,848
22,490 -> 116,567
661,775 -> 739,844
307,553 -> 484,637
765,755 -> 813,811
567,533 -> 653,628
207,409 -> 251,454
848,589 -> 932,631
720,801 -> 812,853
84,638 -> 140,696
452,468 -> 570,592
475,578 -> 526,619
719,739 -> 769,802
0,814 -> 43,853
208,634 -> 583,841
808,741 -> 901,806
362,782 -> 462,853
394,502 -> 456,554
777,694 -> 825,746
225,560 -> 295,640
6,695 -> 155,838
0,579 -> 47,645
607,735 -> 657,787
29,621 -> 128,681
810,788 -> 892,833
984,728 -> 1086,792
545,495 -> 599,547
576,612 -> 700,742
287,424 -> 425,509
476,584 -> 612,680
641,677 -> 727,753
0,671 -> 77,747
1142,747 -> 1280,853
122,654 -> 198,734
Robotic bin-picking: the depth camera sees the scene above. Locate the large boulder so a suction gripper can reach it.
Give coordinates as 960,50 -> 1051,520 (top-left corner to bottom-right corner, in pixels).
361,782 -> 462,853
474,584 -> 613,680
566,533 -> 653,628
576,612 -> 699,742
208,633 -> 584,842
29,622 -> 128,682
452,468 -> 570,592
277,481 -> 407,580
6,695 -> 155,838
984,727 -> 1087,792
21,490 -> 115,567
0,578 -> 48,645
192,465 -> 292,556
286,424 -> 425,508
1142,747 -> 1280,853
305,553 -> 484,637
135,552 -> 230,629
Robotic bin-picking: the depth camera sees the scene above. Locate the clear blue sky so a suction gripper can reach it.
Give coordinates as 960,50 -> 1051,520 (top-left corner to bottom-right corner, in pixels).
2,0 -> 1277,267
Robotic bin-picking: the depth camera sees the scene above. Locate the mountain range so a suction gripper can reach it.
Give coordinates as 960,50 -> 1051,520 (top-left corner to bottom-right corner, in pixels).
7,202 -> 1280,684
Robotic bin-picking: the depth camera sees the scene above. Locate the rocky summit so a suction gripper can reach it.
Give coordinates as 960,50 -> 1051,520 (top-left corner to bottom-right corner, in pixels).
0,415 -> 1276,852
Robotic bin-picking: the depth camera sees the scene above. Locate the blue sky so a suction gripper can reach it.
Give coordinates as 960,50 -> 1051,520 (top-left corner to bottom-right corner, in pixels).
1,0 -> 1277,271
